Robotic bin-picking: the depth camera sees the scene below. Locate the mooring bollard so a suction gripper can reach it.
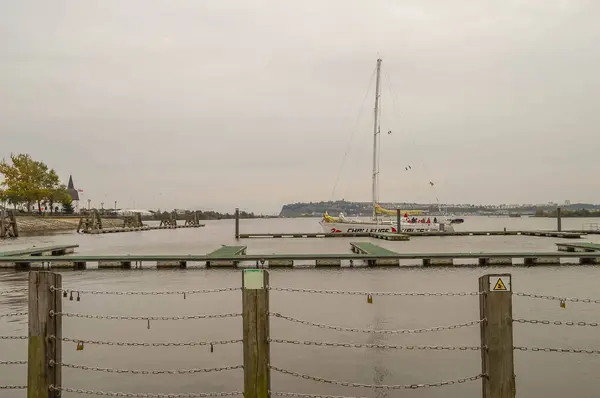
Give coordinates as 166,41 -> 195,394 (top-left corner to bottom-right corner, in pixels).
479,273 -> 515,398
242,269 -> 270,398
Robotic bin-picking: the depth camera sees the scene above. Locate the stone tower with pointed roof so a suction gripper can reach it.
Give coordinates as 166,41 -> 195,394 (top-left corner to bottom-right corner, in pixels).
67,175 -> 80,201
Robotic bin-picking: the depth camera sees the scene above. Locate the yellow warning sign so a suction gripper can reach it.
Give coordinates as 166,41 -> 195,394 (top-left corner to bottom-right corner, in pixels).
489,275 -> 511,292
493,278 -> 507,291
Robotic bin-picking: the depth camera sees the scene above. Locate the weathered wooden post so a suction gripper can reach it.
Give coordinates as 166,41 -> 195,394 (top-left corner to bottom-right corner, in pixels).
242,269 -> 270,398
0,209 -> 19,238
396,208 -> 401,234
28,271 -> 62,397
235,208 -> 240,239
557,206 -> 562,232
479,274 -> 515,398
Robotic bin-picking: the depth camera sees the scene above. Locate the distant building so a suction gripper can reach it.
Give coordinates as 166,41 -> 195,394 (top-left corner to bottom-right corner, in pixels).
66,175 -> 79,201
66,175 -> 82,212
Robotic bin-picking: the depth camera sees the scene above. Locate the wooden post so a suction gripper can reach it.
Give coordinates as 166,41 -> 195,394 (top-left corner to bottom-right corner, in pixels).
396,208 -> 401,234
557,206 -> 562,232
242,269 -> 270,398
1,209 -> 19,238
235,208 -> 240,239
479,274 -> 515,398
28,271 -> 62,398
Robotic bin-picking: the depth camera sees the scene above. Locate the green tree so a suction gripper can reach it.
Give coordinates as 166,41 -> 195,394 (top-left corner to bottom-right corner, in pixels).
0,153 -> 64,213
46,184 -> 70,214
61,196 -> 74,214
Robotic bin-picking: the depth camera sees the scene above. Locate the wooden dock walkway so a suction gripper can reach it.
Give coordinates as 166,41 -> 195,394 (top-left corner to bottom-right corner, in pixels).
205,245 -> 247,267
238,230 -> 583,239
2,248 -> 600,269
370,232 -> 410,241
556,242 -> 600,252
350,242 -> 400,265
0,244 -> 78,257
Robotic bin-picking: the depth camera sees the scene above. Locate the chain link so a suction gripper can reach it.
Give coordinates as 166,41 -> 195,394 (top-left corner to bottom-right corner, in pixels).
0,360 -> 26,365
270,312 -> 483,334
54,362 -> 243,375
515,292 -> 600,304
270,287 -> 480,297
513,318 -> 599,327
51,286 -> 240,296
0,335 -> 27,340
52,311 -> 241,321
0,385 -> 27,390
272,392 -> 369,398
0,312 -> 27,318
0,288 -> 27,296
55,336 -> 242,347
50,386 -> 243,397
269,338 -> 481,351
515,346 -> 600,354
270,366 -> 483,389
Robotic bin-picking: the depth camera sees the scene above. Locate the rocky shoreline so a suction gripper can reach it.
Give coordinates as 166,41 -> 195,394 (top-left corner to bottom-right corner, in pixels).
15,217 -> 124,234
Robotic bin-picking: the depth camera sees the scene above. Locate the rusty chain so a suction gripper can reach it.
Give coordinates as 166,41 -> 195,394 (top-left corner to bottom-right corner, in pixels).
270,312 -> 483,334
269,338 -> 481,351
51,311 -> 241,321
54,336 -> 242,347
49,386 -> 243,397
514,346 -> 600,354
514,292 -> 600,304
52,361 -> 243,375
0,312 -> 27,318
270,287 -> 480,297
272,393 -> 368,398
0,360 -> 26,365
513,318 -> 599,327
51,286 -> 240,296
0,385 -> 27,390
270,365 -> 483,389
0,335 -> 27,340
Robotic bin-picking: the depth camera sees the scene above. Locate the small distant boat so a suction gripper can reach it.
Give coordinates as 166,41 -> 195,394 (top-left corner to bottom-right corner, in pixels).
509,214 -> 521,218
450,218 -> 465,224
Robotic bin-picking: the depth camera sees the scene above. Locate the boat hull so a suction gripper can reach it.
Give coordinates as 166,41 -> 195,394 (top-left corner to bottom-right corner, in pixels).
321,221 -> 453,234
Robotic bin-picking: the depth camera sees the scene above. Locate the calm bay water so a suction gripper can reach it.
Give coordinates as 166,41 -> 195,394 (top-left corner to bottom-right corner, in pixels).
1,216 -> 600,397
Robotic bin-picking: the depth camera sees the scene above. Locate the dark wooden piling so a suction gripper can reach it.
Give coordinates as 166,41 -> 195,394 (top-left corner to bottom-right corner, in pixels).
0,209 -> 19,238
479,274 -> 515,398
242,269 -> 270,398
28,271 -> 62,397
235,208 -> 240,239
557,206 -> 562,232
396,208 -> 401,234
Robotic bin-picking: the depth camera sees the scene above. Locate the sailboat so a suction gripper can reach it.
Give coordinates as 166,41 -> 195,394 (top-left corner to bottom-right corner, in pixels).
320,58 -> 456,234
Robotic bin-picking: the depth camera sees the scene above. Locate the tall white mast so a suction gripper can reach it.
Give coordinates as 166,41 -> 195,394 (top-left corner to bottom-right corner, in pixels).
372,58 -> 382,221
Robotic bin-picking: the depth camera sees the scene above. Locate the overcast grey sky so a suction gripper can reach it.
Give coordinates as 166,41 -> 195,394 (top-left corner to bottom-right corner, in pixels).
1,0 -> 598,213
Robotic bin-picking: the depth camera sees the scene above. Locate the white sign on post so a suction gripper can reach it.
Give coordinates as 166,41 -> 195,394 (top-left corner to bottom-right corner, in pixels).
244,269 -> 264,289
489,275 -> 511,292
